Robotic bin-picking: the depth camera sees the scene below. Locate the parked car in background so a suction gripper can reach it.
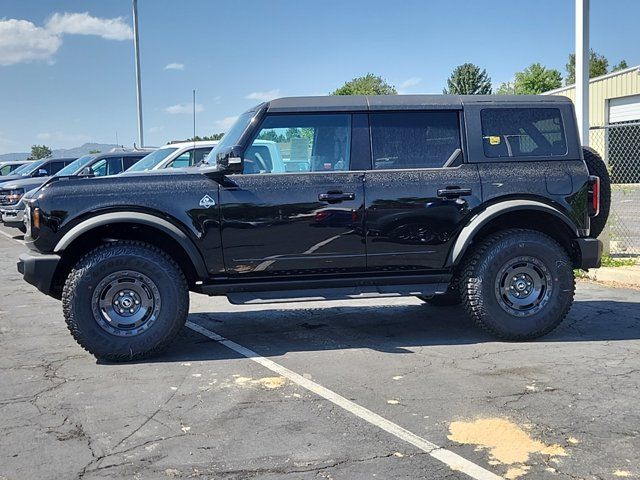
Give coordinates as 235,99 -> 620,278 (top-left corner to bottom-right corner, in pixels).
0,161 -> 31,176
0,150 -> 151,232
0,157 -> 76,186
126,140 -> 217,172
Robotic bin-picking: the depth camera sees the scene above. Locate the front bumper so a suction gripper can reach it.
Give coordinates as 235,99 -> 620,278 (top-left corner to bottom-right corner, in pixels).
17,252 -> 61,297
575,237 -> 602,269
1,206 -> 25,229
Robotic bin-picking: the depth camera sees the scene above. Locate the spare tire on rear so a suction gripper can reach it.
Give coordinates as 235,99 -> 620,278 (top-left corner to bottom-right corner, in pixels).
582,146 -> 611,238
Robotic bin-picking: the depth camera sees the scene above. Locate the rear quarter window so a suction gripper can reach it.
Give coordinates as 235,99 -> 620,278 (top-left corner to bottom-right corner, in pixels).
481,108 -> 567,158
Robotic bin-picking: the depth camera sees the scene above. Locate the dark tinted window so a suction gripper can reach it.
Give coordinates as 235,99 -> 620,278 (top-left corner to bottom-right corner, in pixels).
481,108 -> 567,158
370,111 -> 461,170
123,156 -> 143,169
49,161 -> 67,174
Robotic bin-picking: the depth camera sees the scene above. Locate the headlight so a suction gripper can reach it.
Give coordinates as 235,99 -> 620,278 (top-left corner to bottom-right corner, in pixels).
0,187 -> 24,205
7,188 -> 25,204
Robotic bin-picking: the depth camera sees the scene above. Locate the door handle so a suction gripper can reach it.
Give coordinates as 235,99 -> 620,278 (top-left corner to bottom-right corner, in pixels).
437,187 -> 472,198
318,192 -> 355,203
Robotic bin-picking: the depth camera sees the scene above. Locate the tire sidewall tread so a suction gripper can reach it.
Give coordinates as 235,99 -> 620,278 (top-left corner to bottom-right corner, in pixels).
62,240 -> 189,362
461,229 -> 575,340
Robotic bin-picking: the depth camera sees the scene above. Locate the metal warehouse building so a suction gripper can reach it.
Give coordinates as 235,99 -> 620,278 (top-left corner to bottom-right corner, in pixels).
546,66 -> 640,255
545,65 -> 640,184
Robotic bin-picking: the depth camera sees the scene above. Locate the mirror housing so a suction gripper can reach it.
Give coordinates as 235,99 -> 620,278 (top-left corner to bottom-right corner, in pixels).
216,146 -> 244,174
79,167 -> 95,177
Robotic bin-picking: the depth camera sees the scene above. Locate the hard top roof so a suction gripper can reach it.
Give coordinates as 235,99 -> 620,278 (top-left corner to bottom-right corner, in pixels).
265,94 -> 571,113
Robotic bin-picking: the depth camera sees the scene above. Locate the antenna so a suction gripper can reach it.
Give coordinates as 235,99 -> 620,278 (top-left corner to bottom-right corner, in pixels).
115,131 -> 119,147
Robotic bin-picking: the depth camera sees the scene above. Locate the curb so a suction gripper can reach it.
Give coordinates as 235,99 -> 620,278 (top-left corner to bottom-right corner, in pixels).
581,266 -> 640,288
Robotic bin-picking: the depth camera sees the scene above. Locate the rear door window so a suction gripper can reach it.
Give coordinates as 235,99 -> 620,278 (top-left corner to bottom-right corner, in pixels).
370,111 -> 462,170
481,108 -> 567,158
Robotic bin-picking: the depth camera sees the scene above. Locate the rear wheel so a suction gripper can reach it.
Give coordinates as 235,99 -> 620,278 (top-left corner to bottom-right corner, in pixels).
62,241 -> 189,361
582,146 -> 611,238
460,229 -> 574,340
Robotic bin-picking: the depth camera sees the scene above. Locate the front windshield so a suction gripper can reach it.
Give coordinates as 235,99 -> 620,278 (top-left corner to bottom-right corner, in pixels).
203,110 -> 258,164
126,147 -> 177,172
55,155 -> 95,176
20,159 -> 46,176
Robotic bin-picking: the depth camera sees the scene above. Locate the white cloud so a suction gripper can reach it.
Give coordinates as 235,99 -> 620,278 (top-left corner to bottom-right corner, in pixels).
0,19 -> 62,66
397,77 -> 422,94
0,12 -> 133,67
164,62 -> 184,70
148,126 -> 164,133
246,89 -> 281,102
165,103 -> 204,115
45,12 -> 133,41
215,116 -> 238,132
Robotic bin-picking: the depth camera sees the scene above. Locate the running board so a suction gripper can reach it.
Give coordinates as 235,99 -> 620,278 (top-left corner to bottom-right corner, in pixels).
226,283 -> 448,305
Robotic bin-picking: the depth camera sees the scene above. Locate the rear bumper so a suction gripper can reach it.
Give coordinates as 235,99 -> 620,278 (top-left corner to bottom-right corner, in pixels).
17,252 -> 61,297
575,237 -> 602,269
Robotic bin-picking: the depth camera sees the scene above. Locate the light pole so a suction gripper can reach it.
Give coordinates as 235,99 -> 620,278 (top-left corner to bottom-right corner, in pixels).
575,0 -> 589,147
132,0 -> 144,147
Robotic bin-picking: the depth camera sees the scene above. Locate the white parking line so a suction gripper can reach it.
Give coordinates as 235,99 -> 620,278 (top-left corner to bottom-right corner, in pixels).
0,228 -> 24,244
186,320 -> 501,480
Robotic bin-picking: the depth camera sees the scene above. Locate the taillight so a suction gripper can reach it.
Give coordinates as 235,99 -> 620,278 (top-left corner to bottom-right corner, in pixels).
588,175 -> 600,217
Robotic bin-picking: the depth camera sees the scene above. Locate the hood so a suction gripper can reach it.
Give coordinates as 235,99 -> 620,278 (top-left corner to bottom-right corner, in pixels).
0,174 -> 31,186
0,176 -> 51,191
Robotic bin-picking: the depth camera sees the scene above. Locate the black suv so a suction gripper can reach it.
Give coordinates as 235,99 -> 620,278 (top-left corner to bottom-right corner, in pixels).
17,95 -> 607,361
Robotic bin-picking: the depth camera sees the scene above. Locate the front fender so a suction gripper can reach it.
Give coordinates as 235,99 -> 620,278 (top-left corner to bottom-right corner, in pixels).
53,211 -> 208,278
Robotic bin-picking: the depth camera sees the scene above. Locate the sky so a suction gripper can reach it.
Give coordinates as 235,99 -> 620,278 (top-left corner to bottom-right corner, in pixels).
1,0 -> 639,154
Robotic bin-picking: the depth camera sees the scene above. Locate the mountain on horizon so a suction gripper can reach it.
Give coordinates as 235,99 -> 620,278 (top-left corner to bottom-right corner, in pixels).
0,143 -> 123,162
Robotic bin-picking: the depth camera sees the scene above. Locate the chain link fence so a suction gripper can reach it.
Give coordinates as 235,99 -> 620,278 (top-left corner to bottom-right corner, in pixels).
589,122 -> 640,256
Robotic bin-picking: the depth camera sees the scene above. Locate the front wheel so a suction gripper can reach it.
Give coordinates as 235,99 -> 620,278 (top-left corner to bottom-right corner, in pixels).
62,241 -> 189,361
460,229 -> 574,340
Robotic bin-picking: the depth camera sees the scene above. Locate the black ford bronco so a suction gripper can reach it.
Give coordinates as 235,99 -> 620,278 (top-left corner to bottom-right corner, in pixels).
17,95 -> 608,361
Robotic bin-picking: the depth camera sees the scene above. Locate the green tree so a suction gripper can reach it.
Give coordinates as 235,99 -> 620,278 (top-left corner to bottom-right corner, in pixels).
496,81 -> 516,95
513,63 -> 562,94
443,63 -> 492,95
27,145 -> 52,160
185,133 -> 225,142
612,59 -> 629,72
89,149 -> 101,154
332,73 -> 397,95
565,50 -> 609,85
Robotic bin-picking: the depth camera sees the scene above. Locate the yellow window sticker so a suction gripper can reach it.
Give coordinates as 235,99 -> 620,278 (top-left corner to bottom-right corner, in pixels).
489,136 -> 501,145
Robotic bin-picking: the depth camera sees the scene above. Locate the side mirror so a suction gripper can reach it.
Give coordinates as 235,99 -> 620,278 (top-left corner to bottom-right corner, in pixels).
216,146 -> 244,174
79,167 -> 95,177
35,169 -> 48,177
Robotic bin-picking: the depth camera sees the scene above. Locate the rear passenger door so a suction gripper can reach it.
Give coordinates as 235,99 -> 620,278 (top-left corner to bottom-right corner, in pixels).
364,110 -> 481,271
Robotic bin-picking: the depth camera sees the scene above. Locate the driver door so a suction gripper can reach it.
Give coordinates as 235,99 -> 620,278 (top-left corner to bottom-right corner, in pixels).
219,113 -> 366,277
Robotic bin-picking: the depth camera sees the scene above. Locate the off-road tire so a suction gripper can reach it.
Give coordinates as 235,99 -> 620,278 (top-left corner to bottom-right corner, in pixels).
62,241 -> 189,362
461,229 -> 574,340
582,146 -> 611,238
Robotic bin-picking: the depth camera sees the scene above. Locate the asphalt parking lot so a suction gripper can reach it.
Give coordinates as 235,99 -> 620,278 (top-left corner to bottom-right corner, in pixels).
1,225 -> 639,480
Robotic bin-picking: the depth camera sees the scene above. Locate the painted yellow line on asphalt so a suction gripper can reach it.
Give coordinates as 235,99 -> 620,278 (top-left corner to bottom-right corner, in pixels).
186,320 -> 502,480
